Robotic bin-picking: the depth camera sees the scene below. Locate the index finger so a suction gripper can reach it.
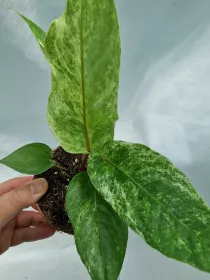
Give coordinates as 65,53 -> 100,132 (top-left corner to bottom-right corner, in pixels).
0,176 -> 34,196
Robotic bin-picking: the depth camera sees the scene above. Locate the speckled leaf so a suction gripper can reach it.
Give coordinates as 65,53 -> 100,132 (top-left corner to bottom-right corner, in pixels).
0,143 -> 54,175
45,0 -> 120,153
66,172 -> 128,280
17,13 -> 46,53
88,140 -> 210,273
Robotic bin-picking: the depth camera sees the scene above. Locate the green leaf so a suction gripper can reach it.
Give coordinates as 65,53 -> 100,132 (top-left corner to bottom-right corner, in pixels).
0,143 -> 54,175
45,0 -> 120,153
88,140 -> 210,273
66,172 -> 128,280
17,12 -> 46,53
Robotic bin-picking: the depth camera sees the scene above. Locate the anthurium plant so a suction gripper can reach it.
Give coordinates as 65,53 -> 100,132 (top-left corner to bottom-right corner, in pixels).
1,1 -> 210,279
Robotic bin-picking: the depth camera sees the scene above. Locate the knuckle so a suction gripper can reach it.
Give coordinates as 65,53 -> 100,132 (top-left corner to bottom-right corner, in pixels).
30,215 -> 37,226
9,188 -> 24,208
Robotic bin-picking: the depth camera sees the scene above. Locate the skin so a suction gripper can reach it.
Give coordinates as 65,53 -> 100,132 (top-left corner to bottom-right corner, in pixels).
0,176 -> 56,255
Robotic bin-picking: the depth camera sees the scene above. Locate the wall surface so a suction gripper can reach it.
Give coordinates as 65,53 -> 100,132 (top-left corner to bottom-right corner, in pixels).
1,0 -> 210,279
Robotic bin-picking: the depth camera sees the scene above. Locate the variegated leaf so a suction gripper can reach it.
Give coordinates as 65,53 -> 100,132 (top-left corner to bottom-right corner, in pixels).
45,0 -> 120,153
66,172 -> 128,280
17,13 -> 46,53
88,140 -> 210,273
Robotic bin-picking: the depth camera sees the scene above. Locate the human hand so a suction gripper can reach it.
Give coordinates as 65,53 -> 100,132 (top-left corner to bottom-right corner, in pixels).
0,176 -> 55,255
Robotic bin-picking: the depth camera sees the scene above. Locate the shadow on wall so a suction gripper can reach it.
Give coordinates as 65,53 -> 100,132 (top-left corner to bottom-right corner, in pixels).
117,0 -> 210,111
115,0 -> 210,203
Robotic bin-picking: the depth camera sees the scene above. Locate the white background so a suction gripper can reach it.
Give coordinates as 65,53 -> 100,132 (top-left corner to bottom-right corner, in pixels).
1,0 -> 210,279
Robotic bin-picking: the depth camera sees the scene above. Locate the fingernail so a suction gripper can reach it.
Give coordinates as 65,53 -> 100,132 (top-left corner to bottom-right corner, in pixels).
30,179 -> 48,195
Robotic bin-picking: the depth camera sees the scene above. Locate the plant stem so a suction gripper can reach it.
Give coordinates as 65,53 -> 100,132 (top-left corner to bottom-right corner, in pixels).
54,163 -> 70,178
80,154 -> 89,171
54,164 -> 69,172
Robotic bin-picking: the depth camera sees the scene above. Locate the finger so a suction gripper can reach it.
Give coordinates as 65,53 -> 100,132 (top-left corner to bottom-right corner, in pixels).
15,211 -> 47,228
32,204 -> 40,212
0,176 -> 33,196
0,220 -> 15,255
11,226 -> 56,247
0,178 -> 48,229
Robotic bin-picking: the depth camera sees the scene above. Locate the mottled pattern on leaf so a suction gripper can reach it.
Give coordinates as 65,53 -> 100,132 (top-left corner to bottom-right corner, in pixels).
45,0 -> 120,153
66,172 -> 128,280
17,13 -> 46,53
88,140 -> 210,273
0,143 -> 54,174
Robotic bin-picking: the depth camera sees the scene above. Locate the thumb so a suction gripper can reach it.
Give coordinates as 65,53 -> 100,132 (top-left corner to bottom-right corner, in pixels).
0,178 -> 48,229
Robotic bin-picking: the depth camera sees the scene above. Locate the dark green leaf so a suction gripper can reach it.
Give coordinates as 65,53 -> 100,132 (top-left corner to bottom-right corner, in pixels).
0,143 -> 54,174
45,0 -> 120,153
66,172 -> 128,280
88,140 -> 210,273
17,12 -> 46,53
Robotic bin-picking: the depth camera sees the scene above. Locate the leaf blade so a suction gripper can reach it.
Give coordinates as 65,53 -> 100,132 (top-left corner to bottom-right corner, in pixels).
66,172 -> 128,280
45,0 -> 120,153
88,140 -> 210,273
0,143 -> 54,174
17,12 -> 46,53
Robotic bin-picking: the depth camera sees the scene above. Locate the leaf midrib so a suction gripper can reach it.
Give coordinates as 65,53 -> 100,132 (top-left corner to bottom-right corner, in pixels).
102,155 -> 192,236
80,0 -> 90,152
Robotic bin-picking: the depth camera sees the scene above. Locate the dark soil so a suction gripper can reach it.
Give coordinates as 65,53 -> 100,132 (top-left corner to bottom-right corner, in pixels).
34,146 -> 88,235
